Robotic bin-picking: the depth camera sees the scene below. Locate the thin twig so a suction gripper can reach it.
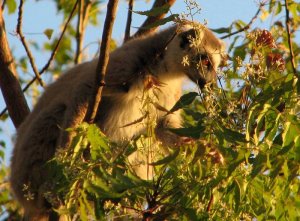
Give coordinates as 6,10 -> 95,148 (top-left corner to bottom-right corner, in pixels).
124,0 -> 134,43
206,193 -> 214,212
0,0 -> 78,118
39,0 -> 78,74
221,3 -> 264,39
284,0 -> 297,75
85,0 -> 119,123
16,0 -> 44,87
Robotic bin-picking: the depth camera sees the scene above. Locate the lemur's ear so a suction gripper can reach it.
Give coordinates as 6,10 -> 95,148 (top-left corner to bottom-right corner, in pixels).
179,29 -> 197,49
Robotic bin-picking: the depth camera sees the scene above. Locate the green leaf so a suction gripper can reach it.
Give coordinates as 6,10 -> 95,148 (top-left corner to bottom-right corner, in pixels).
0,150 -> 4,161
246,103 -> 261,142
150,148 -> 180,166
87,124 -> 109,151
211,27 -> 231,34
294,136 -> 300,162
183,208 -> 198,220
79,196 -> 88,221
85,180 -> 124,199
282,160 -> 289,179
219,125 -> 246,144
69,134 -> 84,165
282,115 -> 300,147
169,92 -> 198,114
234,20 -> 247,29
251,153 -> 266,178
43,29 -> 54,40
265,113 -> 281,148
275,1 -> 282,15
228,36 -> 240,53
6,0 -> 17,14
260,8 -> 269,21
143,14 -> 178,29
169,123 -> 205,139
133,3 -> 170,17
233,179 -> 241,212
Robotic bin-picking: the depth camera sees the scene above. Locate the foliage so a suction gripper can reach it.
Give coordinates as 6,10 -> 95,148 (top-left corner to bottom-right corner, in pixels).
1,0 -> 300,220
0,139 -> 21,220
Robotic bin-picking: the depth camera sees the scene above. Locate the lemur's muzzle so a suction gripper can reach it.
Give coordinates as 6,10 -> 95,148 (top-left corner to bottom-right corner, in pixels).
197,77 -> 206,89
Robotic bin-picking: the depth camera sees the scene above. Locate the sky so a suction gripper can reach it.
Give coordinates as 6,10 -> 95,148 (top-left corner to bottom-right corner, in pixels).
1,0 -> 272,164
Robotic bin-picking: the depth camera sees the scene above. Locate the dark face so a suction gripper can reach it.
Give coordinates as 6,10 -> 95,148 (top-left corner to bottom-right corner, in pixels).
179,27 -> 224,89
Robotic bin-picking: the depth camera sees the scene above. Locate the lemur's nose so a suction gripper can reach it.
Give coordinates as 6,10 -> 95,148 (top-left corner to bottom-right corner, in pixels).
197,78 -> 206,89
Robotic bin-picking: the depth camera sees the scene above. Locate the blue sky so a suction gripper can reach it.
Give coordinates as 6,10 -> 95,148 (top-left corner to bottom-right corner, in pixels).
5,0 -> 262,63
2,0 -> 271,163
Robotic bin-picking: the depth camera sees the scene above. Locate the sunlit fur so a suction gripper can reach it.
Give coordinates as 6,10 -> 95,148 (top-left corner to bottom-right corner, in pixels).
10,21 -> 225,220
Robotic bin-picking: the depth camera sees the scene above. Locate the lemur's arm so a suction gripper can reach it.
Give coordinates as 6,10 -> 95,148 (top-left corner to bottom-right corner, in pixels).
57,83 -> 91,148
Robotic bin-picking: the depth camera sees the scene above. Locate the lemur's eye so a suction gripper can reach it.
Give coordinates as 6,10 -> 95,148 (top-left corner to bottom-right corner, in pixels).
196,54 -> 211,69
201,55 -> 210,66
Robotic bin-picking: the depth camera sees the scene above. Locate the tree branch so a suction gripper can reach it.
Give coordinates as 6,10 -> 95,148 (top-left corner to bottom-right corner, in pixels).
0,0 -> 79,118
85,0 -> 119,123
132,0 -> 176,38
75,0 -> 91,64
221,3 -> 264,39
0,6 -> 29,128
1,0 -> 6,11
16,0 -> 44,87
124,0 -> 134,43
284,0 -> 297,75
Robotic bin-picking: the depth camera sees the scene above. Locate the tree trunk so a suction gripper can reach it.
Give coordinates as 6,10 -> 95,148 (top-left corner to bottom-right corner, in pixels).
0,6 -> 29,128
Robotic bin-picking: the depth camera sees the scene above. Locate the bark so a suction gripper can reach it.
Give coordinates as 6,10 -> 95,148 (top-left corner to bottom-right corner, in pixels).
85,0 -> 119,123
124,0 -> 134,43
75,0 -> 91,64
0,6 -> 29,128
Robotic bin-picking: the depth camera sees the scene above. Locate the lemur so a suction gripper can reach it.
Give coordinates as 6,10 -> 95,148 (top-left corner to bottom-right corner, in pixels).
10,21 -> 225,220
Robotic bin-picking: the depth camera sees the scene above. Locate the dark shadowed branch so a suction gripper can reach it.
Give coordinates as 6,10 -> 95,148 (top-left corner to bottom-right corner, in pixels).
124,0 -> 134,43
284,0 -> 297,76
0,0 -> 79,118
17,0 -> 44,87
221,2 -> 264,39
85,0 -> 119,123
0,6 -> 29,128
133,0 -> 176,38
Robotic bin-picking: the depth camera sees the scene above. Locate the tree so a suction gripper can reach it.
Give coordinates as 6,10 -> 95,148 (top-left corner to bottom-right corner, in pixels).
0,0 -> 300,220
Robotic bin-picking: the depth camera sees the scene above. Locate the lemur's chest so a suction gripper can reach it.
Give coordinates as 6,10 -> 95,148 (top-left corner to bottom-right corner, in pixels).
98,78 -> 183,142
